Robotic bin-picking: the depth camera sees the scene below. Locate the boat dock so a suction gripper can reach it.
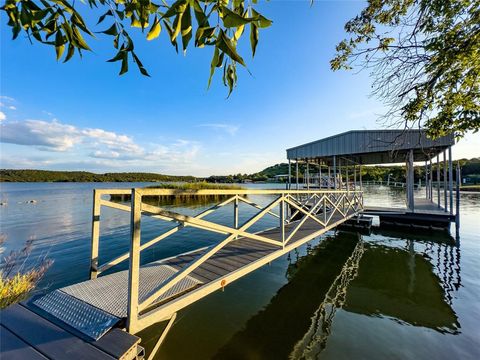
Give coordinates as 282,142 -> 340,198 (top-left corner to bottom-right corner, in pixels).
1,188 -> 363,359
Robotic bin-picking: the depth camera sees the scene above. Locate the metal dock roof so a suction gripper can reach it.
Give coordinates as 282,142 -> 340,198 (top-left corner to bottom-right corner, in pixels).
286,129 -> 455,164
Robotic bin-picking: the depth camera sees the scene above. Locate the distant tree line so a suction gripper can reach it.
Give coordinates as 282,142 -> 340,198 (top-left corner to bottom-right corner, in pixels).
1,158 -> 478,184
0,170 -> 197,183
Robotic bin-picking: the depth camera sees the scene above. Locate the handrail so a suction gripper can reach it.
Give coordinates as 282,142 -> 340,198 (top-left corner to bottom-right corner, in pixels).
89,187 -> 364,333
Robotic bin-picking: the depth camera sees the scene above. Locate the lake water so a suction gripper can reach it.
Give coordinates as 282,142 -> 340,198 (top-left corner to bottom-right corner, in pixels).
0,182 -> 479,359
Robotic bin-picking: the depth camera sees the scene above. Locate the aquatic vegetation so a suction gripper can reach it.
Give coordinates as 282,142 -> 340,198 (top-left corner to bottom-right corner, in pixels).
111,182 -> 246,206
0,236 -> 52,309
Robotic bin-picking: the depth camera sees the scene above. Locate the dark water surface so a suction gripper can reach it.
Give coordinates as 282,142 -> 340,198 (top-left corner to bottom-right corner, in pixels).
0,182 -> 479,359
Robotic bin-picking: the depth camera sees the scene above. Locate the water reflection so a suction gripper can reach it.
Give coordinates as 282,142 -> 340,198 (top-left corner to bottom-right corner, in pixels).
214,231 -> 460,360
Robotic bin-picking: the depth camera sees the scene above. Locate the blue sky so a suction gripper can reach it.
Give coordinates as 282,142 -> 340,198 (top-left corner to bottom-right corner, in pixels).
1,0 -> 478,176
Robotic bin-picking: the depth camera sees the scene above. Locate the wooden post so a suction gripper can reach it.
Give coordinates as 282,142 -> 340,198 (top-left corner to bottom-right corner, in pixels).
338,158 -> 342,190
429,158 -> 433,200
127,189 -> 142,333
449,147 -> 453,215
90,189 -> 101,280
436,154 -> 441,208
443,150 -> 448,212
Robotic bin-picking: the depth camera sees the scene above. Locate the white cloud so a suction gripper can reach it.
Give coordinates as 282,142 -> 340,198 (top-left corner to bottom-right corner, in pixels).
0,111 -> 5,121
198,123 -> 239,136
1,119 -> 81,151
8,106 -> 16,110
0,118 -> 201,171
0,96 -> 15,101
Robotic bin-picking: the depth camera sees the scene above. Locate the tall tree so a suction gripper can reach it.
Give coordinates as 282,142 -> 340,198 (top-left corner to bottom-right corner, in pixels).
331,0 -> 480,139
2,0 -> 271,95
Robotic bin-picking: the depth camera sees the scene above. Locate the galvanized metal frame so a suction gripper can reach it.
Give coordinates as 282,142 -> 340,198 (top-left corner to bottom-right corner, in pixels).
90,188 -> 363,334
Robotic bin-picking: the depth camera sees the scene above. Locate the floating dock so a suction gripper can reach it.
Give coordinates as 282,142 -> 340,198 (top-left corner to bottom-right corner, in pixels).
1,188 -> 363,359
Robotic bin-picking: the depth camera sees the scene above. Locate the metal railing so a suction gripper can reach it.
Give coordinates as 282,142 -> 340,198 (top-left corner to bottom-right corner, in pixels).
89,188 -> 363,333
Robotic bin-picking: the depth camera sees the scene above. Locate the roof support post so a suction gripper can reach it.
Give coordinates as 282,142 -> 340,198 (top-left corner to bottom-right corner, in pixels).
455,162 -> 460,233
425,160 -> 428,199
295,160 -> 299,190
328,166 -> 331,189
354,165 -> 357,191
306,160 -> 310,190
288,159 -> 291,190
333,156 -> 337,190
449,147 -> 453,215
338,158 -> 342,190
430,158 -> 433,201
443,150 -> 448,212
408,149 -> 415,211
437,154 -> 441,208
359,165 -> 363,190
318,159 -> 322,189
346,163 -> 349,194
127,189 -> 142,333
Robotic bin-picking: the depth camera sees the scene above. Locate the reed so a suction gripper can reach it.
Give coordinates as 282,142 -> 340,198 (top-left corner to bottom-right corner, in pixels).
110,182 -> 246,206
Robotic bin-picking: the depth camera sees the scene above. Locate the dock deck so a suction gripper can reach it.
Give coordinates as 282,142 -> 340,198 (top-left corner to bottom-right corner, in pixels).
1,188 -> 363,359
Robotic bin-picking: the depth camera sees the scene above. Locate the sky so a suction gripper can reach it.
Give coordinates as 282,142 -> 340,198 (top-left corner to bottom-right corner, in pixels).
1,0 -> 479,176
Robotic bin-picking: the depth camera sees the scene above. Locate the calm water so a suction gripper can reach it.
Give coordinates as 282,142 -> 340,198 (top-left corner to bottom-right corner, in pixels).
0,182 -> 479,359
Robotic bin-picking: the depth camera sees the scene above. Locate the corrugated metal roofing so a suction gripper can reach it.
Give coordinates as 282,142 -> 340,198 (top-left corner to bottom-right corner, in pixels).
286,129 -> 454,164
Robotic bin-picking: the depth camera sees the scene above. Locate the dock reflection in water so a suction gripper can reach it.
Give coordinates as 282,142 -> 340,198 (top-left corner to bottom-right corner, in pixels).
213,230 -> 460,360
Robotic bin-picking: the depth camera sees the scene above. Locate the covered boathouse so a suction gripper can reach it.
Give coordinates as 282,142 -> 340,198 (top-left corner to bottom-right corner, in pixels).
286,129 -> 458,231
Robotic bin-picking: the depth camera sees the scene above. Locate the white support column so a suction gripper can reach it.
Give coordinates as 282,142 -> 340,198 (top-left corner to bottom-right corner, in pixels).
333,156 -> 337,190
443,150 -> 448,212
318,159 -> 322,189
280,196 -> 285,247
408,150 -> 415,211
295,160 -> 299,190
455,162 -> 460,231
436,154 -> 441,207
449,147 -> 453,214
359,165 -> 363,190
288,159 -> 291,190
429,158 -> 433,201
127,189 -> 142,333
328,166 -> 331,189
425,160 -> 428,199
306,161 -> 310,190
353,164 -> 357,191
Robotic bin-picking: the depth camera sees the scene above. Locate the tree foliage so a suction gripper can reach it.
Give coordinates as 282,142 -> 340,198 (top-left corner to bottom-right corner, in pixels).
2,0 -> 271,95
331,0 -> 480,139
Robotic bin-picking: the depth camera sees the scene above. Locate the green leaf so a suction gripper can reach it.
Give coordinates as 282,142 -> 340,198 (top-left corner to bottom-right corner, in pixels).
249,23 -> 258,57
147,16 -> 161,40
97,10 -> 112,25
119,52 -> 128,75
132,52 -> 150,77
221,6 -> 254,28
208,46 -> 219,88
55,44 -> 65,60
192,0 -> 209,27
181,4 -> 192,53
101,23 -> 118,36
252,9 -> 272,28
217,30 -> 245,66
71,25 -> 91,50
162,0 -> 188,19
163,20 -> 178,52
63,44 -> 75,62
